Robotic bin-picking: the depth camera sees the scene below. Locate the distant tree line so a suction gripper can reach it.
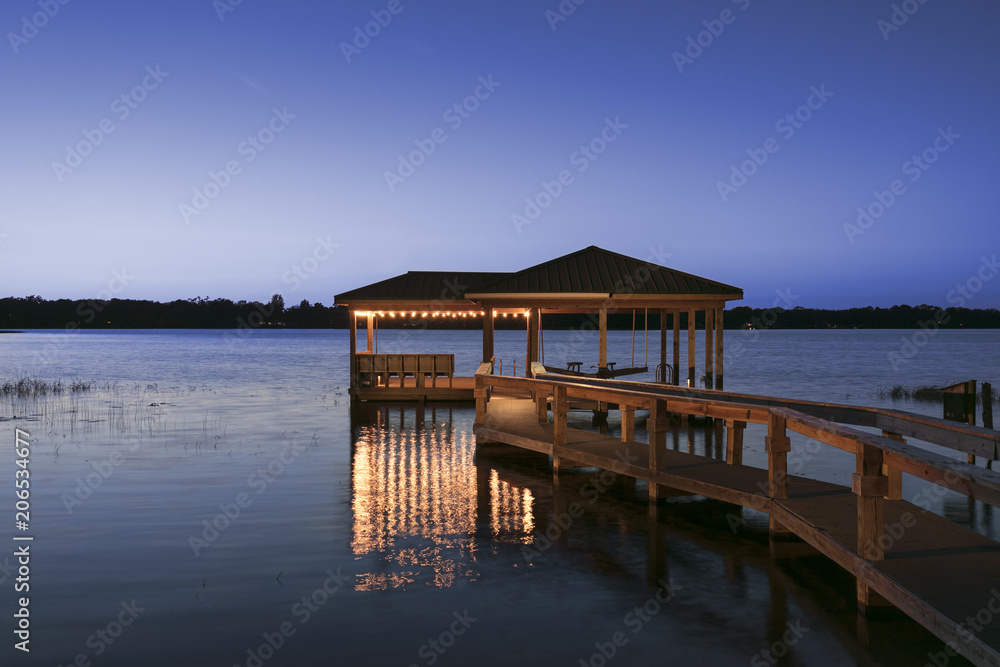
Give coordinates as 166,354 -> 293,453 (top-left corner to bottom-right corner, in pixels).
0,295 -> 345,329
1,297 -> 998,330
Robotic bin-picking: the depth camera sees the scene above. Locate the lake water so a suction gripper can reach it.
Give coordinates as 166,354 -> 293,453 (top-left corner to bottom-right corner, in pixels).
0,328 -> 997,666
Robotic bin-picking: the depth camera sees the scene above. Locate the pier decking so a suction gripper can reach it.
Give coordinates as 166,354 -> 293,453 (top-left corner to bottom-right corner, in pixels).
474,368 -> 1000,666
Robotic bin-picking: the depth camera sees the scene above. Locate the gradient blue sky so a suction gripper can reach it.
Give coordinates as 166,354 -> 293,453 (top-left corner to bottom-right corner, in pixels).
2,0 -> 997,308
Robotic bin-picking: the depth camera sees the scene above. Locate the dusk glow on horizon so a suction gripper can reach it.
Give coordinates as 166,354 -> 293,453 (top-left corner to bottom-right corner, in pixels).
2,0 -> 998,309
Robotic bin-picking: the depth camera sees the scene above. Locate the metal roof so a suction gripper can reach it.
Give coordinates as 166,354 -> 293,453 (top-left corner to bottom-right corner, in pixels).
334,271 -> 512,305
468,246 -> 742,296
335,247 -> 743,307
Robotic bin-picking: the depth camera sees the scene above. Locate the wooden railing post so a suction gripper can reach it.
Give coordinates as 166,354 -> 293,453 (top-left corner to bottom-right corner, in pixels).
552,385 -> 568,471
622,405 -> 635,443
536,384 -> 549,424
880,431 -> 904,500
765,413 -> 790,499
765,412 -> 791,537
725,419 -> 746,466
854,441 -> 890,613
648,399 -> 667,503
474,362 -> 491,427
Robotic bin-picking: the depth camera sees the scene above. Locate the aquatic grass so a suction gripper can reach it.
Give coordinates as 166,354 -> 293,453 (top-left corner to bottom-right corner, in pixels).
871,384 -> 1000,406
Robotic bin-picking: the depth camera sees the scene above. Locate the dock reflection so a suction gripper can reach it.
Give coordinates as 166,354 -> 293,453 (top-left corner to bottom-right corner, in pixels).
350,404 -> 534,590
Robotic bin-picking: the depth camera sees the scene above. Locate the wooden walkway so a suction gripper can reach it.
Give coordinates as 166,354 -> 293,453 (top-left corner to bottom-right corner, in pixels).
473,377 -> 1000,666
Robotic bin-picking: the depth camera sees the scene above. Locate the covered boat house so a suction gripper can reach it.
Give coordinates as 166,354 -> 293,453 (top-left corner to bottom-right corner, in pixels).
334,246 -> 743,401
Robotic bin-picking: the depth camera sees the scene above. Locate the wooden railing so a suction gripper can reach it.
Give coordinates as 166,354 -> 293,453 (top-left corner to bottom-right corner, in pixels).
474,369 -> 1000,560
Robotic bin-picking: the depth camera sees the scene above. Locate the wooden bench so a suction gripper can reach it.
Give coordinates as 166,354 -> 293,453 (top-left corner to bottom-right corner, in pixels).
354,353 -> 453,389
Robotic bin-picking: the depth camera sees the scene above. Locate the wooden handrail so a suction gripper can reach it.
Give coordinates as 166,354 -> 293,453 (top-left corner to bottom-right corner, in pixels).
480,373 -> 1000,509
534,372 -> 1000,460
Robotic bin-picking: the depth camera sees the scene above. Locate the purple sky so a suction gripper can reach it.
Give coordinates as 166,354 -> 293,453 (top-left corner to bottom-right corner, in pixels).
2,0 -> 998,308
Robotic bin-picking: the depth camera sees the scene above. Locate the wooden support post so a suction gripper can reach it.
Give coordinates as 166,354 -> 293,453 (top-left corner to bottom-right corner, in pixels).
366,312 -> 374,352
621,405 -> 635,443
984,382 -> 994,431
474,373 -> 488,427
854,442 -> 890,613
526,308 -> 539,378
659,309 -> 667,383
765,412 -> 791,537
535,388 -> 548,425
349,310 -> 357,390
880,431 -> 904,500
482,307 -> 494,363
599,307 -> 608,372
648,399 -> 667,502
552,385 -> 568,470
704,308 -> 714,389
687,308 -> 696,387
715,307 -> 724,391
725,419 -> 746,466
672,311 -> 680,386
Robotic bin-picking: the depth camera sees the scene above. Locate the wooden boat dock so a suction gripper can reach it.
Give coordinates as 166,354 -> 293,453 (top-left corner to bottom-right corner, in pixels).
473,363 -> 1000,666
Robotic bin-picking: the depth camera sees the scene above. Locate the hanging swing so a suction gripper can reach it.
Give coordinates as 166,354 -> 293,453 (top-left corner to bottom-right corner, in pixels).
542,309 -> 649,379
608,308 -> 649,378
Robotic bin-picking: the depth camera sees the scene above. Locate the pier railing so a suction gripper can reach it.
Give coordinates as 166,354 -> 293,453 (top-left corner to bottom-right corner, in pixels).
473,366 -> 1000,663
480,371 -> 999,548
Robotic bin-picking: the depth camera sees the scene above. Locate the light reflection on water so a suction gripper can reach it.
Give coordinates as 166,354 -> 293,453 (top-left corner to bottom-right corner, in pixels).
351,406 -> 535,591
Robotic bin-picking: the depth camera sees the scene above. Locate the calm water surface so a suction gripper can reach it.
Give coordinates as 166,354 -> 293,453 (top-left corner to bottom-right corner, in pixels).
0,328 -> 997,666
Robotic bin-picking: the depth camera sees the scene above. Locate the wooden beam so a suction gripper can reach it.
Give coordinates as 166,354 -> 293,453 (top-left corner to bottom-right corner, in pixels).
659,309 -> 667,383
881,431 -> 904,500
526,308 -> 538,377
687,308 -> 696,387
349,309 -> 357,390
715,307 -> 724,391
725,419 -> 746,465
482,306 -> 494,363
552,385 -> 569,469
672,311 -> 680,386
622,405 -> 635,443
366,312 -> 374,352
599,306 -> 608,370
855,442 -> 889,612
704,308 -> 714,389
